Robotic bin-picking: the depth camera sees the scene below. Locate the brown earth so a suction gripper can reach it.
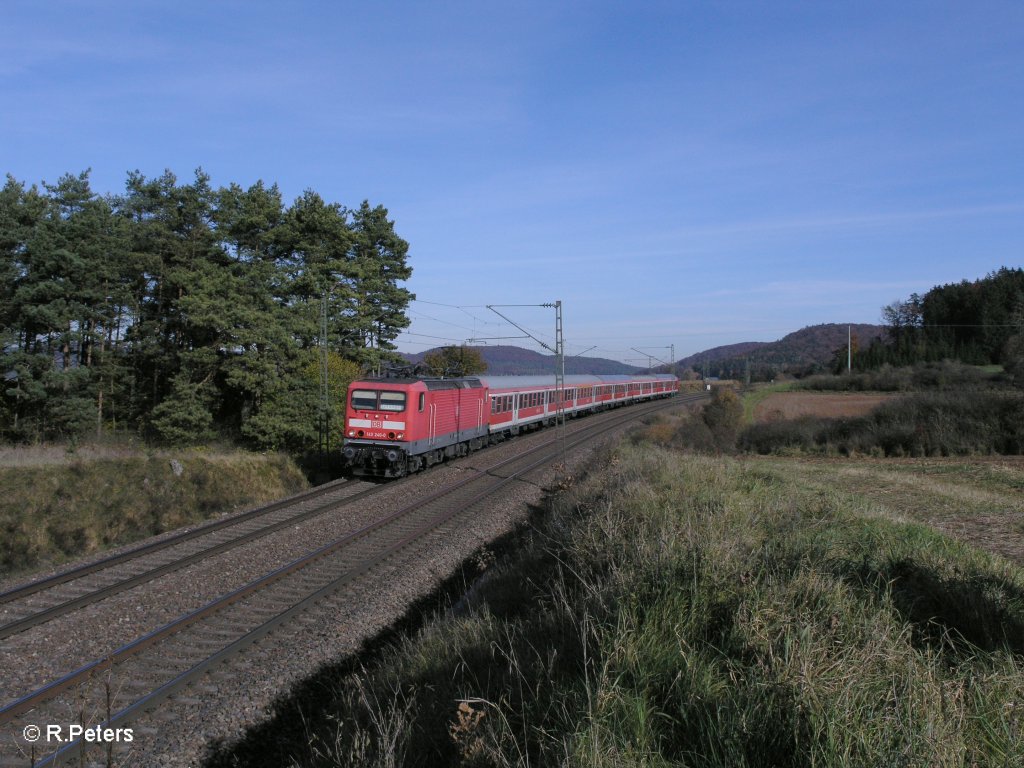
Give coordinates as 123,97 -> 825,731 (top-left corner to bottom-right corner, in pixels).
754,392 -> 895,422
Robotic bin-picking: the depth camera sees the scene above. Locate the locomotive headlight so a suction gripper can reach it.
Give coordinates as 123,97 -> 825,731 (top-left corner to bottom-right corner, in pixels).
397,432 -> 404,439
347,429 -> 356,437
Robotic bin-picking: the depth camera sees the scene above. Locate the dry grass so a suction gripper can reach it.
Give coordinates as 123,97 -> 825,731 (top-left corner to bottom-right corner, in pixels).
0,451 -> 309,577
0,441 -> 261,468
0,442 -> 145,467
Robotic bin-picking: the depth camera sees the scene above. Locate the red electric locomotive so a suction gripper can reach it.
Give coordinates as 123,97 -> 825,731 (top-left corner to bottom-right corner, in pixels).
342,373 -> 678,478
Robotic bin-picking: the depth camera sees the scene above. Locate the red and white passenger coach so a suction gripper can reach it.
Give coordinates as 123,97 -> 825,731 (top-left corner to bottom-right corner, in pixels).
342,373 -> 678,478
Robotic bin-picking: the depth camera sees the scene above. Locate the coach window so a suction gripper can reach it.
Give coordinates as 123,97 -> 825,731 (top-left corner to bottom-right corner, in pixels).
379,391 -> 407,412
351,390 -> 377,410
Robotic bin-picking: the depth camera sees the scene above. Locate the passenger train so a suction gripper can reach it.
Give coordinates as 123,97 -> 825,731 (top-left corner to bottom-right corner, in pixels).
342,373 -> 678,478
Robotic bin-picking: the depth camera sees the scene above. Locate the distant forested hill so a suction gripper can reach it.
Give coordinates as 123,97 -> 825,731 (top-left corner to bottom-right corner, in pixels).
677,324 -> 886,380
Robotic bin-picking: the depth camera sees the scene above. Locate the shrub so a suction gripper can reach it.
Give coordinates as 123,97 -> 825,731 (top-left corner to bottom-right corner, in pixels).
738,417 -> 823,454
737,392 -> 1024,457
799,361 -> 1002,393
701,387 -> 743,451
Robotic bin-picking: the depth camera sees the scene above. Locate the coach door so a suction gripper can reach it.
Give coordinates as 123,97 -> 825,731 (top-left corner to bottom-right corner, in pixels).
427,402 -> 437,446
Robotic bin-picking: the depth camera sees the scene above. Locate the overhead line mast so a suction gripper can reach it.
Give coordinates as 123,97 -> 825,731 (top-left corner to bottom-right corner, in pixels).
482,301 -> 566,458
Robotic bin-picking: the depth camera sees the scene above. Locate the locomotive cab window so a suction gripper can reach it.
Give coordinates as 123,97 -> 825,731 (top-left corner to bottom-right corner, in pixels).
351,390 -> 378,410
351,390 -> 407,412
379,392 -> 407,412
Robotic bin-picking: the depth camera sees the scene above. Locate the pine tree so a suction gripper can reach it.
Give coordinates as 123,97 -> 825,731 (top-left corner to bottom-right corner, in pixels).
1,169 -> 417,450
347,201 -> 413,373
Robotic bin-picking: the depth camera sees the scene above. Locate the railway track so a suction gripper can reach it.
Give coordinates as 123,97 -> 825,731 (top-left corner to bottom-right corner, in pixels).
0,393 -> 701,767
0,478 -> 385,641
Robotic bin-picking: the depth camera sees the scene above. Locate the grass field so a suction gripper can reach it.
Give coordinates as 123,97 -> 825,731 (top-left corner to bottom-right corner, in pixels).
762,456 -> 1024,566
213,441 -> 1024,768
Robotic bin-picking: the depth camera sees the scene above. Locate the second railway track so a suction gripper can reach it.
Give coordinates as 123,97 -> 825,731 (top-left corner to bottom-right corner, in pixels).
0,478 -> 387,640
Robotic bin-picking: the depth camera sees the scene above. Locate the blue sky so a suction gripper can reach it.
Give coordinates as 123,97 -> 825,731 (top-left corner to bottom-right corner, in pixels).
3,1 -> 1022,363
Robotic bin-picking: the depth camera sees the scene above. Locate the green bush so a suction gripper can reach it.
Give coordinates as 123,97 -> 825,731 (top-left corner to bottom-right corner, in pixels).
799,361 -> 1002,392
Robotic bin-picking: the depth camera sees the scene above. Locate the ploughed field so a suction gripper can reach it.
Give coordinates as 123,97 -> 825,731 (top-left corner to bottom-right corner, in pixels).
753,391 -> 896,422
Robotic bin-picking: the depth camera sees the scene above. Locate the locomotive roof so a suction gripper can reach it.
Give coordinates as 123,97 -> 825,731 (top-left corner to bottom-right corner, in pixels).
352,377 -> 482,388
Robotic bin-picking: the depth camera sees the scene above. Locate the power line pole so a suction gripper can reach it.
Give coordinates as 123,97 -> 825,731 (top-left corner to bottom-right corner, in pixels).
631,346 -> 672,373
484,301 -> 566,459
555,300 -> 565,430
319,291 -> 330,472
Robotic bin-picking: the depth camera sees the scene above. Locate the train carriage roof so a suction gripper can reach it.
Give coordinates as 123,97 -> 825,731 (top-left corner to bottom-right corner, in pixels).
475,374 -> 677,389
350,374 -> 677,391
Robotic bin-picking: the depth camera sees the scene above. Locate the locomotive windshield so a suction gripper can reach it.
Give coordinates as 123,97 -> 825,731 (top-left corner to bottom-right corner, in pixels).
351,389 -> 407,412
379,392 -> 406,411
